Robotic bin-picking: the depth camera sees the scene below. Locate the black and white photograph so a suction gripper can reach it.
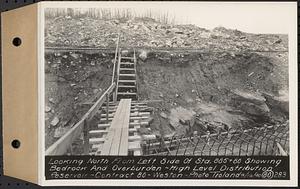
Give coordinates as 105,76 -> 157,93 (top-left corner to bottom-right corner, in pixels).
44,2 -> 291,157
39,1 -> 297,185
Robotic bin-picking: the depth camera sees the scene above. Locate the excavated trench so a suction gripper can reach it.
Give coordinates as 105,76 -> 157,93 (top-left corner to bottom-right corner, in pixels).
45,49 -> 289,150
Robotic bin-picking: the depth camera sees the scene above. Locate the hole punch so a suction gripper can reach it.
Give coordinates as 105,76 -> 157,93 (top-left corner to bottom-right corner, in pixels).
11,139 -> 21,149
12,37 -> 22,46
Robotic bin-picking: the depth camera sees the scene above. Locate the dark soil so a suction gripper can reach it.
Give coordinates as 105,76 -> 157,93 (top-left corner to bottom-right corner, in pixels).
45,52 -> 113,149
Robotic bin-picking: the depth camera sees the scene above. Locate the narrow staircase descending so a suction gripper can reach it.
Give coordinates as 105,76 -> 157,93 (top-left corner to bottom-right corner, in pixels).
116,51 -> 138,101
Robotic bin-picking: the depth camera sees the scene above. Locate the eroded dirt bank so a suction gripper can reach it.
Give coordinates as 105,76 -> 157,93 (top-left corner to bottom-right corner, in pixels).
136,51 -> 288,137
45,52 -> 113,148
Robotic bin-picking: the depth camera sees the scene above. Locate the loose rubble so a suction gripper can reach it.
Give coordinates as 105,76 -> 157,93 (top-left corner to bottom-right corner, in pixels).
45,17 -> 287,52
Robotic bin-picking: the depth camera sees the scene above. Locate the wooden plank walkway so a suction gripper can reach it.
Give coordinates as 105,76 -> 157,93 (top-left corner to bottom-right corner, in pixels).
101,99 -> 132,155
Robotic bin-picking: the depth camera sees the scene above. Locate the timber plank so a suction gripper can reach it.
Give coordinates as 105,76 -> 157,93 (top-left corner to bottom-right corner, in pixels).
101,100 -> 125,155
119,99 -> 131,155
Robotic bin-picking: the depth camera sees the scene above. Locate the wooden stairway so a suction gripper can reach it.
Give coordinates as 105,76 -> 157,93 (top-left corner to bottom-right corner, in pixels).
116,51 -> 138,101
89,100 -> 152,155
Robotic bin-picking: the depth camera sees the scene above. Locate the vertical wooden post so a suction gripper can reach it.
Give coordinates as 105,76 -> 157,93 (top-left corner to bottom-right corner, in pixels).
106,93 -> 109,123
83,119 -> 89,155
113,91 -> 117,103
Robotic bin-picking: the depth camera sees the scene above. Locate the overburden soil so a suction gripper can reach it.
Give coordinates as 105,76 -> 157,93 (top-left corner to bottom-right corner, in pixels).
136,50 -> 288,136
45,52 -> 113,148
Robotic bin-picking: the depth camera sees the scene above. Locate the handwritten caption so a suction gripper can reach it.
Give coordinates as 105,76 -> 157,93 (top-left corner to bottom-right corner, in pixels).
45,156 -> 289,180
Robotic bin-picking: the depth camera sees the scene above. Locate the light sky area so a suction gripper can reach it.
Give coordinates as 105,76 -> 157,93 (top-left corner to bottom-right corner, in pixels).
48,1 -> 297,34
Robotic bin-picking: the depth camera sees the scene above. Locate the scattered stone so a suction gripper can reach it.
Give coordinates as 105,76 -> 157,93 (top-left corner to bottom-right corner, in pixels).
93,89 -> 99,94
58,77 -> 66,82
45,106 -> 51,113
160,112 -> 168,119
50,117 -> 60,127
49,98 -> 55,104
144,117 -> 154,126
139,50 -> 148,61
54,127 -> 69,138
70,84 -> 76,87
274,38 -> 282,44
51,64 -> 58,68
70,53 -> 79,59
62,55 -> 68,59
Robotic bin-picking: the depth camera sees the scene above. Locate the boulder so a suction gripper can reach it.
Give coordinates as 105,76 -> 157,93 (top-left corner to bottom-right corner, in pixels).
50,117 -> 60,127
160,112 -> 168,119
169,107 -> 196,128
45,106 -> 51,113
139,50 -> 148,61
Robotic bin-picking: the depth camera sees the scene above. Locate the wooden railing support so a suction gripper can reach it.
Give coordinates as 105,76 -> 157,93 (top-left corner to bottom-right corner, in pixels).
106,93 -> 110,123
83,119 -> 89,155
113,91 -> 117,103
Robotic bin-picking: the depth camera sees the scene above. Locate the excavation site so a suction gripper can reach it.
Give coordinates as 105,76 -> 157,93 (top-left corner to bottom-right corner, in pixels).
44,9 -> 289,156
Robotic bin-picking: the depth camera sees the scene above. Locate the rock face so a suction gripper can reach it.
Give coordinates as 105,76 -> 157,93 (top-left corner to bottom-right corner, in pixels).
263,92 -> 289,116
168,106 -> 196,129
229,90 -> 270,116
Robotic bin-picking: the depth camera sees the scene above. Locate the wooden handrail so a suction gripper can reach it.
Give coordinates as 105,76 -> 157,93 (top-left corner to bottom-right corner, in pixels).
111,32 -> 120,84
46,83 -> 116,155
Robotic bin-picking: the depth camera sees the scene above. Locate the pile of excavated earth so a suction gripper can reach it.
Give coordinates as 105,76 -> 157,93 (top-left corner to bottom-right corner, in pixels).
45,16 -> 287,51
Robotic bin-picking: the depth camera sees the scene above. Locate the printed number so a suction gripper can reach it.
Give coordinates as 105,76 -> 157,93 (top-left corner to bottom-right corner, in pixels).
232,158 -> 241,164
137,172 -> 146,178
214,158 -> 228,164
274,172 -> 287,178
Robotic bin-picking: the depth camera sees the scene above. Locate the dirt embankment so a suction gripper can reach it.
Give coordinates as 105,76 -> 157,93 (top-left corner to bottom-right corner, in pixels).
136,50 -> 288,136
45,52 -> 113,148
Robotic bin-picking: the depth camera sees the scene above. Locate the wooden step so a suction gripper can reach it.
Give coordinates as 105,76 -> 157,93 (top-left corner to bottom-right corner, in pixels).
130,116 -> 150,120
118,92 -> 137,96
98,123 -> 110,128
133,150 -> 142,156
130,112 -> 151,116
118,85 -> 136,88
121,57 -> 134,60
89,138 -> 105,145
100,113 -> 114,118
119,74 -> 136,77
120,68 -> 135,71
129,135 -> 142,141
129,128 -> 138,133
120,62 -> 134,65
129,141 -> 141,150
129,122 -> 148,127
89,130 -> 108,136
118,80 -> 136,83
108,106 -> 149,112
92,144 -> 103,151
101,112 -> 150,118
